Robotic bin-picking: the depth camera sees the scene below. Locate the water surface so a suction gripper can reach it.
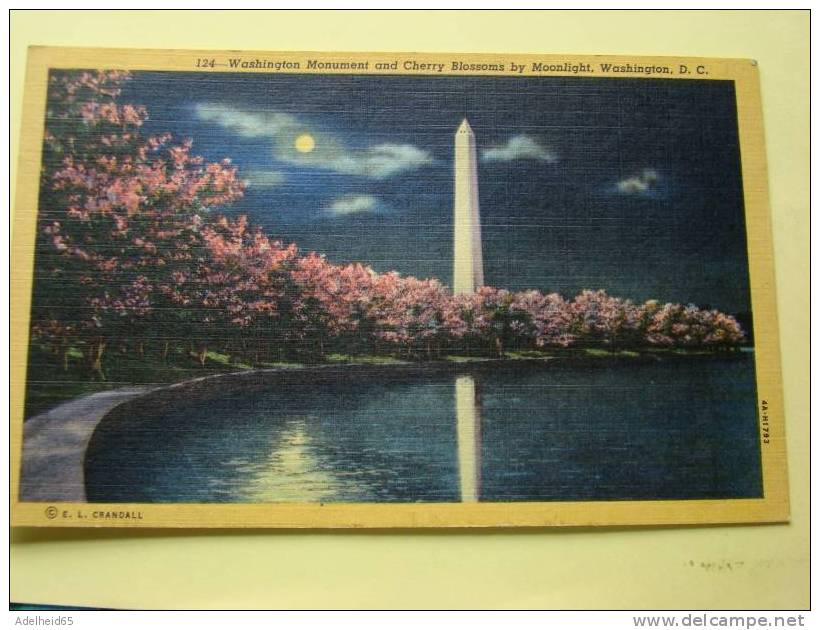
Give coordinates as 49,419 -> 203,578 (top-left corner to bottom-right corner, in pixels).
85,356 -> 762,503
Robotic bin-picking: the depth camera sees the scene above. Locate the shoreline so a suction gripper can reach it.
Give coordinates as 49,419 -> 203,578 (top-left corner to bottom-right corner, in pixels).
18,348 -> 752,503
25,345 -> 753,420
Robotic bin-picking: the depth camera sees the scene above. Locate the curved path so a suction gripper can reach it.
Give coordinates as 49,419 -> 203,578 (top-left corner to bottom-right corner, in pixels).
20,386 -> 159,501
19,368 -> 258,502
18,358 -> 555,502
18,366 -> 382,502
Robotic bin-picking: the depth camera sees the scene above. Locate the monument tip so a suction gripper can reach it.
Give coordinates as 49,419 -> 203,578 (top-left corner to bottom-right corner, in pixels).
457,118 -> 473,134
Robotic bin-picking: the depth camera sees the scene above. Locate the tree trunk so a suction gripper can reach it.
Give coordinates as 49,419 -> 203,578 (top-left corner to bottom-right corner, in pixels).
197,346 -> 208,367
161,341 -> 170,361
90,339 -> 106,381
62,347 -> 69,372
137,341 -> 145,360
495,336 -> 503,358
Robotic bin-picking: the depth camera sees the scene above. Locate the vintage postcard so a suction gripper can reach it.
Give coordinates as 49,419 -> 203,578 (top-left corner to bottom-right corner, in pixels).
11,47 -> 788,528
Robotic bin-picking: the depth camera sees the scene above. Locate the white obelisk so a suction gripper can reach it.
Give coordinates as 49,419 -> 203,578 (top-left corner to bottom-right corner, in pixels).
453,119 -> 484,294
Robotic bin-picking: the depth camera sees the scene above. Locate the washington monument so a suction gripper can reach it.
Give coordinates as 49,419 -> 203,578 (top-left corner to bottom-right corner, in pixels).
453,119 -> 484,294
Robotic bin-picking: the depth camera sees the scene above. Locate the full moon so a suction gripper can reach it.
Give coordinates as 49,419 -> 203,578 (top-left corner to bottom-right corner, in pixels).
294,134 -> 315,153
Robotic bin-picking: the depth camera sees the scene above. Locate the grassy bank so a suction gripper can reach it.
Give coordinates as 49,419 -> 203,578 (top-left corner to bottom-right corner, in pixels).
22,343 -> 747,420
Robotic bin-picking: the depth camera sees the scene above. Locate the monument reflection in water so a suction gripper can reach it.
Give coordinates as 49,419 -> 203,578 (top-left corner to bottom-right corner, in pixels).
242,373 -> 487,504
241,374 -> 484,503
455,374 -> 482,503
85,357 -> 763,504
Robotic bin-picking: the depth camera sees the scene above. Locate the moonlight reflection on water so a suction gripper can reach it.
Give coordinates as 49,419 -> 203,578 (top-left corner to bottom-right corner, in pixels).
85,357 -> 762,504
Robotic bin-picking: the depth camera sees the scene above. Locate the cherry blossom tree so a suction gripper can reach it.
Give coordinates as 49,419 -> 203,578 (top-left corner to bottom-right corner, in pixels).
645,302 -> 745,348
512,290 -> 574,348
568,290 -> 643,347
28,70 -> 748,379
32,70 -> 245,377
193,215 -> 297,365
374,276 -> 452,357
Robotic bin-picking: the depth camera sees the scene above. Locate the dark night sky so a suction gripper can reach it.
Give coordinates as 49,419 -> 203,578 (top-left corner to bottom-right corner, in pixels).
121,71 -> 752,314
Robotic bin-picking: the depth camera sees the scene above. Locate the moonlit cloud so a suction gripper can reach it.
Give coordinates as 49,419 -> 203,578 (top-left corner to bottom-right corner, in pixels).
328,144 -> 433,179
481,135 -> 556,162
243,170 -> 286,188
195,104 -> 298,138
326,194 -> 380,216
195,103 -> 433,180
616,169 -> 660,195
